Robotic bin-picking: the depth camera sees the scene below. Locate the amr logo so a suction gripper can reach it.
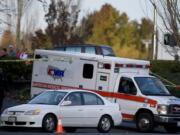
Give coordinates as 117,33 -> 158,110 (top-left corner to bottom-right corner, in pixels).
47,65 -> 66,81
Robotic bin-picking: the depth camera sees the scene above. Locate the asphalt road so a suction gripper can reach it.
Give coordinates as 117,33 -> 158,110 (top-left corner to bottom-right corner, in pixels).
0,122 -> 176,135
0,128 -> 174,135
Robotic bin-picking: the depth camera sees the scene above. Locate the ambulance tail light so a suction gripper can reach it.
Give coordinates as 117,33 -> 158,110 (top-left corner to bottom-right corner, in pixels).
115,63 -> 150,69
145,65 -> 151,69
115,64 -> 123,68
126,64 -> 133,68
98,63 -> 111,69
136,65 -> 143,68
104,63 -> 111,69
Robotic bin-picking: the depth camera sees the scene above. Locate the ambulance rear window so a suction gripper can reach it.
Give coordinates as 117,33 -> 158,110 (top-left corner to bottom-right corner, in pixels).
83,64 -> 94,79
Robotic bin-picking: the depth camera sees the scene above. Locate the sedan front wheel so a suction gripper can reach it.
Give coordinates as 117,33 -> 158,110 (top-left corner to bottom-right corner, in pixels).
42,114 -> 57,132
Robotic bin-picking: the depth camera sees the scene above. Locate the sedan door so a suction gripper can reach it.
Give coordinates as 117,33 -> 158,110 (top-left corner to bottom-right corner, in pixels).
60,92 -> 85,127
81,92 -> 105,127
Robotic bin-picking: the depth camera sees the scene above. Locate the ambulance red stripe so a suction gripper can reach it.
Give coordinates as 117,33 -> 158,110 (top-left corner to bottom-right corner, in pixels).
32,82 -> 157,106
122,113 -> 134,120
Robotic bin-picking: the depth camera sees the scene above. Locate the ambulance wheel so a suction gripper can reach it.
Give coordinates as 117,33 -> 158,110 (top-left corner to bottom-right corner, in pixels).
97,115 -> 113,133
164,125 -> 179,133
42,114 -> 57,132
136,113 -> 154,132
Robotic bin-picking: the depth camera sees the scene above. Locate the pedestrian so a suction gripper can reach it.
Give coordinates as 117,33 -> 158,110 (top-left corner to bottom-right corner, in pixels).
0,48 -> 7,57
20,48 -> 28,59
0,68 -> 7,113
16,49 -> 21,59
8,44 -> 16,57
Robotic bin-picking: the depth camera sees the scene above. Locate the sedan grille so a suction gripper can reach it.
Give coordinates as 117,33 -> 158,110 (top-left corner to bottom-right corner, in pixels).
8,111 -> 24,115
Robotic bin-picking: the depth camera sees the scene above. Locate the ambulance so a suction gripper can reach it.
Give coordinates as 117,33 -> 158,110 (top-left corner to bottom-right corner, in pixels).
31,49 -> 180,133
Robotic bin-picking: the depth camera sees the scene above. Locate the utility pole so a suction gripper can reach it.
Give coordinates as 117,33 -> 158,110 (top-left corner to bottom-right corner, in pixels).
152,2 -> 158,60
155,29 -> 158,60
16,0 -> 23,49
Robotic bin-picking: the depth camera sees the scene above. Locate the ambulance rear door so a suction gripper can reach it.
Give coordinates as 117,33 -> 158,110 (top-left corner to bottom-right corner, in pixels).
77,59 -> 98,90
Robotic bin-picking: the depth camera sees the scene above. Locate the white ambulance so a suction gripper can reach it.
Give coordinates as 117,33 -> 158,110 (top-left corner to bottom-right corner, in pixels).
31,49 -> 180,133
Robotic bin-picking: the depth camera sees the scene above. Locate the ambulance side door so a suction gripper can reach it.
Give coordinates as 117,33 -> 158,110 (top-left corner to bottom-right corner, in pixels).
116,76 -> 138,121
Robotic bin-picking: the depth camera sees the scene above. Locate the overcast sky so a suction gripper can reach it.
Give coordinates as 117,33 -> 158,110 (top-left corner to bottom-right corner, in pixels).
0,0 -> 154,34
34,0 -> 153,30
80,0 -> 153,22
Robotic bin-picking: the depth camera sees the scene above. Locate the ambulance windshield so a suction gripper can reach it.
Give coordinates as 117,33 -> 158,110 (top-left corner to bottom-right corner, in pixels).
134,77 -> 171,96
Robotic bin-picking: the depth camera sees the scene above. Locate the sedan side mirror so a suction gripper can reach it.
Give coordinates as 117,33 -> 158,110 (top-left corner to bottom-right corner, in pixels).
61,101 -> 72,106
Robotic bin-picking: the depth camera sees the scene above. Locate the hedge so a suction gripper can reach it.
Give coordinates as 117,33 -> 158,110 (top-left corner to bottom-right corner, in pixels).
0,57 -> 32,82
151,60 -> 180,85
151,60 -> 180,97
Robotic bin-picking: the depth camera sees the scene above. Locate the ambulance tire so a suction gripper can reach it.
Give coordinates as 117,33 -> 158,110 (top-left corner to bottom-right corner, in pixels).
164,125 -> 179,133
97,115 -> 113,133
136,113 -> 154,132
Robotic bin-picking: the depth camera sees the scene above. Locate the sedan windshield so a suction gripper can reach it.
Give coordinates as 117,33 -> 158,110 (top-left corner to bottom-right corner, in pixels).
28,91 -> 67,105
134,77 -> 171,96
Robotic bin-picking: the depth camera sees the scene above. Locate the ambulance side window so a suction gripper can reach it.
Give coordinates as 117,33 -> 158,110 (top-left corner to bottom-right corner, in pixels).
83,64 -> 94,79
35,54 -> 48,59
35,54 -> 41,59
118,77 -> 137,95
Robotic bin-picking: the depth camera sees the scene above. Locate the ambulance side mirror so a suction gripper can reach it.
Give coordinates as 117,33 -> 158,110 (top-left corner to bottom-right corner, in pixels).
61,101 -> 72,106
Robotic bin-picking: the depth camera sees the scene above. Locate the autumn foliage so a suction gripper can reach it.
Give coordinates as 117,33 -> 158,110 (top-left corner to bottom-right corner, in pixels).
0,30 -> 16,48
79,4 -> 154,59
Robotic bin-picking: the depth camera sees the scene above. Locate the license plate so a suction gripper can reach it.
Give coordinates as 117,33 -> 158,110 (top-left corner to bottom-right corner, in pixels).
177,122 -> 180,127
8,116 -> 16,122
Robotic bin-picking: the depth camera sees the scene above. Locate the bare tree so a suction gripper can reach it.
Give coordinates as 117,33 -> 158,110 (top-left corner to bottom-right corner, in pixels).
0,0 -> 47,50
0,0 -> 16,34
149,0 -> 180,60
22,11 -> 38,52
45,0 -> 82,46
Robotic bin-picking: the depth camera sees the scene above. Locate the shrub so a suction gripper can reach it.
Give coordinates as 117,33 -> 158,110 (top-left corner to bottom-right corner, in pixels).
0,58 -> 33,82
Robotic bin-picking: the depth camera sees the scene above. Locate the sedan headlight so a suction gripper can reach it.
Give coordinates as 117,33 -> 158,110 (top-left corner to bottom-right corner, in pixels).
24,109 -> 41,115
157,104 -> 168,115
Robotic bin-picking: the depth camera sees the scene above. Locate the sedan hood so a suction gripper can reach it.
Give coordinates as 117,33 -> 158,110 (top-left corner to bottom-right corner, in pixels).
7,104 -> 58,112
